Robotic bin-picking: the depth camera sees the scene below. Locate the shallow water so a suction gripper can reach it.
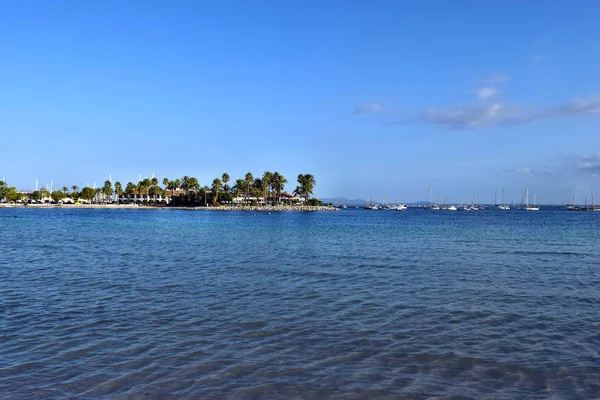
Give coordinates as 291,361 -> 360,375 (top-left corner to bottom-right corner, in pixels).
1,207 -> 599,399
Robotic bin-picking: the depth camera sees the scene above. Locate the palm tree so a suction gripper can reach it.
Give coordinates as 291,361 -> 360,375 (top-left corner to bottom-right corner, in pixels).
297,174 -> 316,201
253,178 -> 266,205
114,182 -> 123,203
232,179 -> 245,203
262,171 -> 273,205
71,185 -> 79,195
103,180 -> 113,203
151,177 -> 159,188
163,177 -> 169,190
180,176 -> 191,191
272,172 -> 288,204
62,186 -> 69,195
0,181 -> 8,200
212,178 -> 222,205
222,173 -> 230,193
149,185 -> 163,204
244,172 -> 254,204
125,182 -> 136,202
168,179 -> 181,204
138,179 -> 152,204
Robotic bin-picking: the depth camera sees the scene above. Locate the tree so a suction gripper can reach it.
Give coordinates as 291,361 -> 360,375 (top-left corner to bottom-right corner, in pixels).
62,186 -> 69,195
272,172 -> 288,204
262,171 -> 273,205
180,176 -> 191,191
40,188 -> 50,202
71,185 -> 79,197
103,180 -> 113,203
5,187 -> 23,203
51,190 -> 66,203
212,178 -> 222,205
296,174 -> 316,201
244,172 -> 254,204
222,173 -> 230,193
232,179 -> 245,202
162,177 -> 169,190
80,187 -> 96,202
253,178 -> 266,205
151,177 -> 159,188
125,182 -> 136,202
137,179 -> 152,204
0,181 -> 8,200
114,182 -> 123,203
149,185 -> 163,203
188,177 -> 200,191
30,191 -> 43,202
165,179 -> 180,205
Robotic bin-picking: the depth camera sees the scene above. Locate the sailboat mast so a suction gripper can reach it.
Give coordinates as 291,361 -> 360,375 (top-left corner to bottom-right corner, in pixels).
501,188 -> 505,205
430,186 -> 432,206
526,188 -> 529,207
494,189 -> 497,206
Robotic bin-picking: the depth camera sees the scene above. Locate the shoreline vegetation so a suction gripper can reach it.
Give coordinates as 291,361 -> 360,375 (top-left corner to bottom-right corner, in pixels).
0,172 -> 339,211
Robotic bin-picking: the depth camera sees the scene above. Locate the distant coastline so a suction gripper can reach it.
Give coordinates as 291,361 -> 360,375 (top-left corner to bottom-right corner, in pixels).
1,203 -> 338,211
0,172 -> 326,209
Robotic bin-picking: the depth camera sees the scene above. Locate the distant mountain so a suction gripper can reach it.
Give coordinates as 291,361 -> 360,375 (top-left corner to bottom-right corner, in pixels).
320,197 -> 437,206
319,197 -> 369,206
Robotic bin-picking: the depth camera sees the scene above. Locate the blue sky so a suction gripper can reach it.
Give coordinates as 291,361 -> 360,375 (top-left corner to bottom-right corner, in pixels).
1,1 -> 599,204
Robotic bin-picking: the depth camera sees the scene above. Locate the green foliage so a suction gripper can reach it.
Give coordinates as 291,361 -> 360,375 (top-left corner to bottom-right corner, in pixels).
114,182 -> 123,196
0,181 -> 8,199
212,178 -> 222,205
222,173 -> 230,192
272,172 -> 287,203
51,190 -> 66,202
30,191 -> 43,201
296,174 -> 316,201
80,187 -> 96,201
5,187 -> 23,203
125,182 -> 136,195
306,198 -> 322,206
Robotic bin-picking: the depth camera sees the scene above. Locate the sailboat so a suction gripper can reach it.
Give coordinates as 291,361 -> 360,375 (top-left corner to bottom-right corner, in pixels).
524,188 -> 540,211
425,186 -> 440,210
364,196 -> 378,210
497,188 -> 510,210
469,193 -> 479,211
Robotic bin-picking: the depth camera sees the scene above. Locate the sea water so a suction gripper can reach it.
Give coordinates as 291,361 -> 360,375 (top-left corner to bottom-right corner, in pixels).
1,208 -> 599,398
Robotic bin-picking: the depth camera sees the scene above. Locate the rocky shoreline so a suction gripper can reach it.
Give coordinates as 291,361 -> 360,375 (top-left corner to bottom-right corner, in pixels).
2,204 -> 338,211
185,205 -> 338,212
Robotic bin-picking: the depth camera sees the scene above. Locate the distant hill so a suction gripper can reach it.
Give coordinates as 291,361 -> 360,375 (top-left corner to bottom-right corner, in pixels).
320,197 -> 436,206
319,197 -> 368,206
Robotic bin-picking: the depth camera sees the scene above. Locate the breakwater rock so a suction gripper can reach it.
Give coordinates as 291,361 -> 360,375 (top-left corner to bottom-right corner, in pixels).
188,205 -> 339,212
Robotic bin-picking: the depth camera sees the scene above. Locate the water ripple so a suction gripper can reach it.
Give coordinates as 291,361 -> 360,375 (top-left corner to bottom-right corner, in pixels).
1,208 -> 600,398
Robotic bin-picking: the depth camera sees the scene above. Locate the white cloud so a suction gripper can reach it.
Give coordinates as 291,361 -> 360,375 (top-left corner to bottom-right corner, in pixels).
421,103 -> 530,129
574,152 -> 600,176
515,167 -> 533,176
557,95 -> 600,116
476,87 -> 497,100
353,103 -> 384,114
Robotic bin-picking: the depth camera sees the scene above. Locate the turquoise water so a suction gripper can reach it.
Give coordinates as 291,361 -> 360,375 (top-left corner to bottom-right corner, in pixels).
1,208 -> 600,399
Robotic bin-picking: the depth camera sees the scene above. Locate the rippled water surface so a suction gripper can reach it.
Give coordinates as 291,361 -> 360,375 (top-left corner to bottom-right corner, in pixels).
1,207 -> 600,399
